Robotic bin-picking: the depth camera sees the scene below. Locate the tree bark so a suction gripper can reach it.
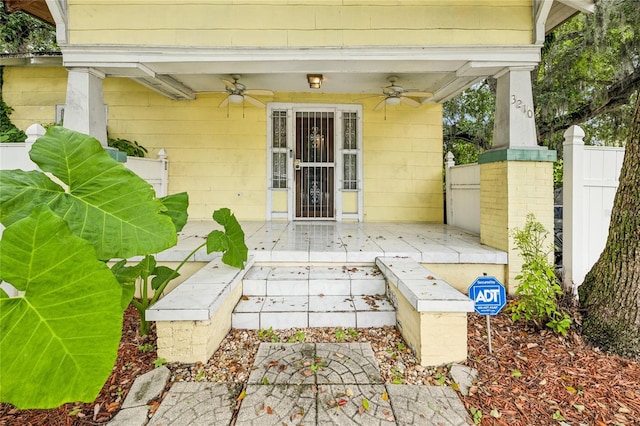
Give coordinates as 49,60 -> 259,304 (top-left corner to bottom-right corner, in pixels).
579,90 -> 640,360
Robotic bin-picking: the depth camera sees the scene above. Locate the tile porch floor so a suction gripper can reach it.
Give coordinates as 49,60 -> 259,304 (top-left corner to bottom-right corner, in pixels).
159,221 -> 508,264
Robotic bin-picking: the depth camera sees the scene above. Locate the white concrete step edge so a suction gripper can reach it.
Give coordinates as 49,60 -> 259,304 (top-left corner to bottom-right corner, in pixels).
375,257 -> 474,313
146,255 -> 255,321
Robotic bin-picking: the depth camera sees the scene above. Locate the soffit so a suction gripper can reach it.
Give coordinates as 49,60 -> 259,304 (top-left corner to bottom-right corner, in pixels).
3,0 -> 55,25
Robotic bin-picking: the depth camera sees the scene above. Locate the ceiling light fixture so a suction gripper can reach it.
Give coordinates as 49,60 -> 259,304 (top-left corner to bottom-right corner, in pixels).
307,74 -> 323,89
228,93 -> 244,104
385,96 -> 402,106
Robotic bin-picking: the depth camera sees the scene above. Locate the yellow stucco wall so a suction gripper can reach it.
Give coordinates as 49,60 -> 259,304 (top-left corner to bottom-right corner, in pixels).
67,1 -> 532,46
3,67 -> 443,223
480,160 -> 554,292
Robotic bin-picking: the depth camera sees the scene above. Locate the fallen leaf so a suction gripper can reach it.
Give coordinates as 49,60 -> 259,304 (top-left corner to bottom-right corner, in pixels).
302,370 -> 313,377
362,398 -> 370,411
266,406 -> 273,414
338,399 -> 348,406
383,409 -> 390,415
237,390 -> 246,401
335,352 -> 345,358
382,392 -> 389,401
346,388 -> 354,397
490,408 -> 501,418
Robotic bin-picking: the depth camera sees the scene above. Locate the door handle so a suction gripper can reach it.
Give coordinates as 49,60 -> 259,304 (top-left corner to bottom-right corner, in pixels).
294,159 -> 301,170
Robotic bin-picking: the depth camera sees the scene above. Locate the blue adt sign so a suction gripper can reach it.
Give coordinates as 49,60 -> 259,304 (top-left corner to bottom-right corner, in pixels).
468,276 -> 506,316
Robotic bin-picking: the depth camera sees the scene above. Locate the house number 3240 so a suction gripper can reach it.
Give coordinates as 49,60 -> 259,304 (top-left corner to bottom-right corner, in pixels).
511,95 -> 534,119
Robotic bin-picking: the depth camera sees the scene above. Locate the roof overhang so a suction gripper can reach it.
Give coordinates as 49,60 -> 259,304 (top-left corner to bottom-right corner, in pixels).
2,0 -> 55,25
60,44 -> 541,102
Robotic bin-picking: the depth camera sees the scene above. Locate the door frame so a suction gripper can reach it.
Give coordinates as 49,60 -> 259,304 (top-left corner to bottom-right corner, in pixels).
266,102 -> 363,222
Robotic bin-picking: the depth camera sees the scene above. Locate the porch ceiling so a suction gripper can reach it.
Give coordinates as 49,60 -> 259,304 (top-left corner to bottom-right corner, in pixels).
63,45 -> 540,102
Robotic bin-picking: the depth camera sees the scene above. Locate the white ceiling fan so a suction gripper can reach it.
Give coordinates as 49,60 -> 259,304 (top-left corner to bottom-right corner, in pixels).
218,75 -> 274,108
360,76 -> 433,111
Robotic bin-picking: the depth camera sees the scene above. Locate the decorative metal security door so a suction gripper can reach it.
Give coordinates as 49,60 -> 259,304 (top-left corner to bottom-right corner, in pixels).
294,111 -> 334,219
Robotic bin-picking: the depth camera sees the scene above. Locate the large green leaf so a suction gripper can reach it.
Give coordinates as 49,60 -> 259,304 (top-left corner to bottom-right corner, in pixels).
0,206 -> 123,409
159,192 -> 189,232
207,208 -> 248,268
0,126 -> 177,259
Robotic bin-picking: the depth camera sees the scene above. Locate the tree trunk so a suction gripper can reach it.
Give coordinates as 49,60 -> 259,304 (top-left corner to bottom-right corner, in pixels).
579,91 -> 640,359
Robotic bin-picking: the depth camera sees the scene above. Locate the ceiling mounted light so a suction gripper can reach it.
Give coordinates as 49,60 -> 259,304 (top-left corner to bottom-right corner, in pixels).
228,93 -> 244,104
307,74 -> 323,89
385,96 -> 402,106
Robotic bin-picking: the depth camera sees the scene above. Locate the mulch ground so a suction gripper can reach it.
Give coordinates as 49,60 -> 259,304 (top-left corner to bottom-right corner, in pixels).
0,306 -> 158,426
461,306 -> 640,426
1,303 -> 639,425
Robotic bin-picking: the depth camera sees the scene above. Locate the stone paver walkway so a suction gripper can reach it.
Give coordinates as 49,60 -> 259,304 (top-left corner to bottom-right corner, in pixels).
147,343 -> 471,426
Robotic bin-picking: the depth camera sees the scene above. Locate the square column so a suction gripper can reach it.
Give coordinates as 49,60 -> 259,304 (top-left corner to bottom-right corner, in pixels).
479,153 -> 556,293
480,68 -> 556,293
64,68 -> 107,146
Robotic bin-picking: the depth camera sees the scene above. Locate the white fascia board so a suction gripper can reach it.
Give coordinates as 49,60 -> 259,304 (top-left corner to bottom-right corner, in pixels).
534,0 -> 554,44
60,44 -> 542,73
558,0 -> 595,14
45,0 -> 68,45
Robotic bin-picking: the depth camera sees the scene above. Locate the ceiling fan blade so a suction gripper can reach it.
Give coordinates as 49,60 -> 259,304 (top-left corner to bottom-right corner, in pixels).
400,97 -> 420,107
403,91 -> 433,98
244,95 -> 266,108
221,78 -> 237,90
374,98 -> 387,111
218,95 -> 230,108
245,89 -> 274,96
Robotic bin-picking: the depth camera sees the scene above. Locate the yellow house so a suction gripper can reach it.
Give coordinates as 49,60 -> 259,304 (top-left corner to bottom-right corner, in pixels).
1,0 -> 594,365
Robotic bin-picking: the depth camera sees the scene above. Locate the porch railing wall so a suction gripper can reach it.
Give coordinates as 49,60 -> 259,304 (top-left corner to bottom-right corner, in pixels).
445,152 -> 481,234
0,124 -> 169,196
563,125 -> 624,292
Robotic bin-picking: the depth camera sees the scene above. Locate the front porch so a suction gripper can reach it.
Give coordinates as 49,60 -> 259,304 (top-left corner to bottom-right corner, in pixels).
148,221 -> 507,366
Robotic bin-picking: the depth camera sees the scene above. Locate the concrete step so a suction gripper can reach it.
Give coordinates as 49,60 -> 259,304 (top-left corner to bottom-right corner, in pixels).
242,265 -> 386,296
234,265 -> 395,330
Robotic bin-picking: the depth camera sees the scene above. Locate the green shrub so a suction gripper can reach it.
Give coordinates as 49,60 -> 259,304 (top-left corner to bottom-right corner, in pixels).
509,214 -> 571,334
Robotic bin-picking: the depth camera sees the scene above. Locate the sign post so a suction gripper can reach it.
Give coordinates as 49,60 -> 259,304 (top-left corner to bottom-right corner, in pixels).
468,275 -> 506,354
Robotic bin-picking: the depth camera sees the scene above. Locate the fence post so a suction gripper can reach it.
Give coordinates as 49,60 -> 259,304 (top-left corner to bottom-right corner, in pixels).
157,148 -> 168,197
445,152 -> 455,226
562,125 -> 585,294
25,123 -> 46,148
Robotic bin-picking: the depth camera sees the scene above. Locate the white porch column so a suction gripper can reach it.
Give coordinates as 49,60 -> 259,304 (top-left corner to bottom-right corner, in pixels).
492,67 -> 538,149
64,68 -> 107,146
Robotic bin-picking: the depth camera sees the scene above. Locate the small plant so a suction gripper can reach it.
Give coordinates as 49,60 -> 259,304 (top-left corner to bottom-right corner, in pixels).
153,357 -> 167,368
108,137 -> 148,158
287,330 -> 306,343
138,343 -> 156,353
335,328 -> 347,341
390,368 -> 403,384
470,407 -> 483,424
195,369 -> 206,381
509,214 -> 571,335
435,372 -> 447,386
258,327 -> 279,342
347,329 -> 359,338
397,342 -> 406,351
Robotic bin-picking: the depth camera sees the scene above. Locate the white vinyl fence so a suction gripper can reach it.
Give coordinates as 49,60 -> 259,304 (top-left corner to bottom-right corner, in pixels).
0,124 -> 168,196
445,151 -> 481,234
563,125 -> 624,292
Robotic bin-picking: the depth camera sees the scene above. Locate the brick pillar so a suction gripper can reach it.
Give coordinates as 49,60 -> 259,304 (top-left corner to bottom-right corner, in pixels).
480,68 -> 556,293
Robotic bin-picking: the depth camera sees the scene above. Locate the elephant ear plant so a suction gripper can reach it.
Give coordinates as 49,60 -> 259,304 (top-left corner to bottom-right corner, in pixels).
0,126 -> 248,409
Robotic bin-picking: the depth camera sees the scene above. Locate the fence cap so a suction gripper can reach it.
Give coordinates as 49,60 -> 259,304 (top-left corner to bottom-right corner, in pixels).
563,125 -> 585,143
25,123 -> 46,144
